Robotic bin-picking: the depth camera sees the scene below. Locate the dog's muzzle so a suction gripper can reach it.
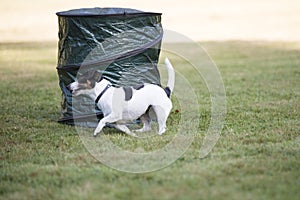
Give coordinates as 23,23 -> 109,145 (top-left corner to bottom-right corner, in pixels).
66,83 -> 82,96
66,84 -> 74,94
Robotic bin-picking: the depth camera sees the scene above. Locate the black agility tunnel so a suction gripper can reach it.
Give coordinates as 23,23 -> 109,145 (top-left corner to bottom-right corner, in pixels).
56,8 -> 163,126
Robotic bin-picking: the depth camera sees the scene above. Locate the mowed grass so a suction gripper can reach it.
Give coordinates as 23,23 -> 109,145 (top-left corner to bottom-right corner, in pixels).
0,41 -> 299,200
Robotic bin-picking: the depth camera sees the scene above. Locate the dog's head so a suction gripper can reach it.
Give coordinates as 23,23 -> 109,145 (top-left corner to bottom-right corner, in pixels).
67,70 -> 102,96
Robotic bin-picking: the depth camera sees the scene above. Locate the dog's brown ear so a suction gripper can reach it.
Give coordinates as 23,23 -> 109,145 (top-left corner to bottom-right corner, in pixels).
92,71 -> 102,82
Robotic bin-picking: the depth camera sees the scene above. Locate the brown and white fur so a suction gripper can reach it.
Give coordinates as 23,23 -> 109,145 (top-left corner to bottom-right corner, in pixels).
68,58 -> 175,137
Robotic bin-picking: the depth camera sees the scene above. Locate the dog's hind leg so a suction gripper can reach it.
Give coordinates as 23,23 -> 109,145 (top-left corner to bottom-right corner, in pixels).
153,104 -> 172,135
135,112 -> 152,133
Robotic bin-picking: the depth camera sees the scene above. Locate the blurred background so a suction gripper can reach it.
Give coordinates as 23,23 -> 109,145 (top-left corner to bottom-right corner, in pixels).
1,0 -> 299,42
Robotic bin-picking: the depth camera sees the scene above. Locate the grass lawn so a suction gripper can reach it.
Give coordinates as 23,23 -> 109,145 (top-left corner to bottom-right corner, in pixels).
0,41 -> 299,200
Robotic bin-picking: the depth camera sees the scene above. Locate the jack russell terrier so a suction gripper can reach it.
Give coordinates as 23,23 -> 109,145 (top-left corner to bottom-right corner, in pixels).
68,58 -> 175,137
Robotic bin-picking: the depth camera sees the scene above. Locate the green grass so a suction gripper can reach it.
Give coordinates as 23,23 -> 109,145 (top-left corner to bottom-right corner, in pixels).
0,41 -> 299,200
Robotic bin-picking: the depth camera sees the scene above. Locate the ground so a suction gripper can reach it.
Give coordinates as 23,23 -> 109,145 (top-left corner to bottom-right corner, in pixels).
0,41 -> 299,200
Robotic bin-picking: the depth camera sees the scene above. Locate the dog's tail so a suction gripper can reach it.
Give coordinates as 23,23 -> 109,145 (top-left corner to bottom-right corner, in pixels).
164,58 -> 175,98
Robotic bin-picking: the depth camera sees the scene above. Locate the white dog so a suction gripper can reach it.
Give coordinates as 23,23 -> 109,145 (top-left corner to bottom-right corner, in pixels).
68,58 -> 175,137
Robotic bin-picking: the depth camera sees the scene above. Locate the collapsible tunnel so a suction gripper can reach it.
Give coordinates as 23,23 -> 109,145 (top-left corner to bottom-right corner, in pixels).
56,8 -> 163,126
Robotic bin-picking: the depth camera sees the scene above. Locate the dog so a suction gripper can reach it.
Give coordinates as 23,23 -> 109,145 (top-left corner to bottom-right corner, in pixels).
68,58 -> 175,137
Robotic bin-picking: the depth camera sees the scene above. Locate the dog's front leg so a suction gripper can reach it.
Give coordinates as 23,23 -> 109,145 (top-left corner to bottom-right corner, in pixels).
94,121 -> 106,136
94,115 -> 120,136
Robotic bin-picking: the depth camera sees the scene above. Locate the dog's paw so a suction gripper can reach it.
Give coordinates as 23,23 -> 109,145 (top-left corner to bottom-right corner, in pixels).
127,132 -> 138,137
93,130 -> 101,137
134,127 -> 152,133
93,125 -> 104,137
158,128 -> 166,135
124,129 -> 137,137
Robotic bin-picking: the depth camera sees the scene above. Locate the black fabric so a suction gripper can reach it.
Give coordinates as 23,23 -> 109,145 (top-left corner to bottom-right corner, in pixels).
56,7 -> 163,126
